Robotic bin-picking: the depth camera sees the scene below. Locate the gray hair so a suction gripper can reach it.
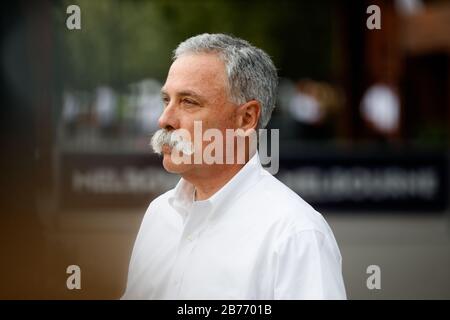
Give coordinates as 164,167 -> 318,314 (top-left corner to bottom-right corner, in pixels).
173,33 -> 278,129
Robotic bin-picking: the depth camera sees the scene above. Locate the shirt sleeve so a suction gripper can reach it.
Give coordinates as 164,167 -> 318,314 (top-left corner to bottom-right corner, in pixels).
273,229 -> 347,300
120,204 -> 154,300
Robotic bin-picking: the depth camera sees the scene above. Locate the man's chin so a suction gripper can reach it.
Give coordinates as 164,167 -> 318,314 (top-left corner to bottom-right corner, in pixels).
162,153 -> 191,173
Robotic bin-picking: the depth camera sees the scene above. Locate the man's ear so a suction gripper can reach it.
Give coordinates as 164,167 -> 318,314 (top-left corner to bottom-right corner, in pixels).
236,100 -> 261,131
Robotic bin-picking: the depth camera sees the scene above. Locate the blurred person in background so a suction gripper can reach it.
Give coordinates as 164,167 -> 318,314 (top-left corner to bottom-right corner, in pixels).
287,79 -> 345,141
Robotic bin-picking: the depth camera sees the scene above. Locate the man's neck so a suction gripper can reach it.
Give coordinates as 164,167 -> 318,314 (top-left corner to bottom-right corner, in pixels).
183,163 -> 246,201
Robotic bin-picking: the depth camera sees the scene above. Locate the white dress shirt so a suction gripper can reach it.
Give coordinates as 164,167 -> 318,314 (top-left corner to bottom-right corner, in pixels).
122,153 -> 346,299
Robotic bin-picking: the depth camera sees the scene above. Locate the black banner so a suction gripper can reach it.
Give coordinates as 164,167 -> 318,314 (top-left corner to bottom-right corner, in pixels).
60,149 -> 448,212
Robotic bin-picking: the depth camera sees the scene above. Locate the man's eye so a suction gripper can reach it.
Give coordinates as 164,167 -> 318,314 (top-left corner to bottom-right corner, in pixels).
182,98 -> 198,106
162,97 -> 170,105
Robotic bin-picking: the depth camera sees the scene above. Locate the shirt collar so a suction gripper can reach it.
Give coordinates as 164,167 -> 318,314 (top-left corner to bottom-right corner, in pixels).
168,152 -> 265,220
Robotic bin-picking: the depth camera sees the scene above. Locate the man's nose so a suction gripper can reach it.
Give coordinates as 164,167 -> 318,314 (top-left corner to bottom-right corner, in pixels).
158,103 -> 179,130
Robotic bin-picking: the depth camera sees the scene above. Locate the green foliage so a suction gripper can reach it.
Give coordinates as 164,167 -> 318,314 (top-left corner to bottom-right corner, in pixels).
54,0 -> 333,90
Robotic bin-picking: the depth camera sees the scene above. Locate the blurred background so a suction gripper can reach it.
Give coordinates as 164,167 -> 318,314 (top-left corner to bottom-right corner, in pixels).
1,0 -> 449,299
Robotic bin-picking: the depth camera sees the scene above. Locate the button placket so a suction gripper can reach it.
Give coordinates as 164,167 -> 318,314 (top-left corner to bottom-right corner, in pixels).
171,202 -> 210,297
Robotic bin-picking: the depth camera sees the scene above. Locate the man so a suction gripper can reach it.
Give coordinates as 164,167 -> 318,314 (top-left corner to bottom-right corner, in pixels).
122,33 -> 346,299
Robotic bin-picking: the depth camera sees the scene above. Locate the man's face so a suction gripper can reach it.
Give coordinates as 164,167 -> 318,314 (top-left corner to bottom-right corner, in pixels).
157,52 -> 238,175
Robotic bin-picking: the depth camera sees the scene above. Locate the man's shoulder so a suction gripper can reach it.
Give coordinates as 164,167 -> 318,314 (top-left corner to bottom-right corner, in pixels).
139,188 -> 174,221
250,171 -> 312,214
147,188 -> 174,210
247,172 -> 332,235
136,188 -> 176,233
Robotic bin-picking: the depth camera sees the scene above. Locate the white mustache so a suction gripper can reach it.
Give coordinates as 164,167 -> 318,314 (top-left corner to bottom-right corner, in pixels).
150,129 -> 194,156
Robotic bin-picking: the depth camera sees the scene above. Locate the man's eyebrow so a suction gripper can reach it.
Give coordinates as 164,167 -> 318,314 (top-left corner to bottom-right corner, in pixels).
160,89 -> 205,101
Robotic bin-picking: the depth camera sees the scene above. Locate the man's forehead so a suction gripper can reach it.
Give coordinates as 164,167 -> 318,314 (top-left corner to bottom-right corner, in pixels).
163,53 -> 228,93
